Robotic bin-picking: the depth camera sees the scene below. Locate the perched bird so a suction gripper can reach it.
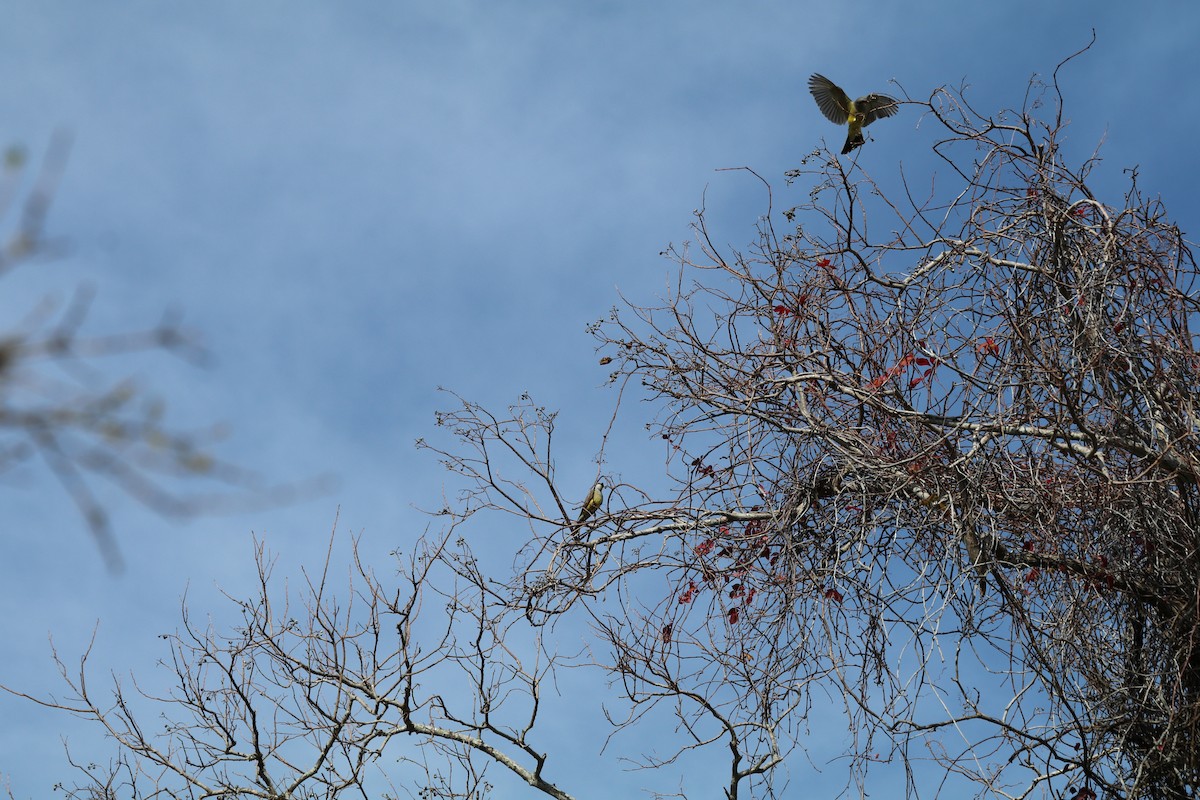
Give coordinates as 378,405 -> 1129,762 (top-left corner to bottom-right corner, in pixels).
577,480 -> 605,525
808,73 -> 899,155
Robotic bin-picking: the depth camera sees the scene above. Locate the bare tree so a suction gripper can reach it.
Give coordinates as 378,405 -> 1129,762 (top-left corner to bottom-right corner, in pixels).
11,51 -> 1200,800
0,133 -> 320,571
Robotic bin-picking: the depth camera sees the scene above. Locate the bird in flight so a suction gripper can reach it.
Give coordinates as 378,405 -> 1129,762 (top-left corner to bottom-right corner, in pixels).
576,480 -> 605,526
808,73 -> 899,155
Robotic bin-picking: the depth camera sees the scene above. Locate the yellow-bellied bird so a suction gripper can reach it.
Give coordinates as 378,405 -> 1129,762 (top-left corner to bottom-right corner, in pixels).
577,480 -> 605,525
808,73 -> 899,155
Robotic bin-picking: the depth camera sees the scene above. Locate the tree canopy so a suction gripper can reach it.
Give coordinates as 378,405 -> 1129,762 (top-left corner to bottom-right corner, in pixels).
14,57 -> 1200,800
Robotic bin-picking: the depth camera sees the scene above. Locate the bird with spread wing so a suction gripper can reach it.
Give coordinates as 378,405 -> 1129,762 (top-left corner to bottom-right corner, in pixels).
808,73 -> 899,155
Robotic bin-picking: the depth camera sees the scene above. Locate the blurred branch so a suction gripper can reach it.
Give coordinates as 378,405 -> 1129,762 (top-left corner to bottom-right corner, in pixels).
0,134 -> 333,572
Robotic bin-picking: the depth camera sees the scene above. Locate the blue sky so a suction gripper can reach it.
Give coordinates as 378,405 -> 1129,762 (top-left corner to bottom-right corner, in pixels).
1,3 -> 1198,797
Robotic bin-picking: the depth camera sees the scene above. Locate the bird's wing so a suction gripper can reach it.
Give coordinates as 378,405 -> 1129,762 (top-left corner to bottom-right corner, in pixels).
808,74 -> 852,125
855,93 -> 899,126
